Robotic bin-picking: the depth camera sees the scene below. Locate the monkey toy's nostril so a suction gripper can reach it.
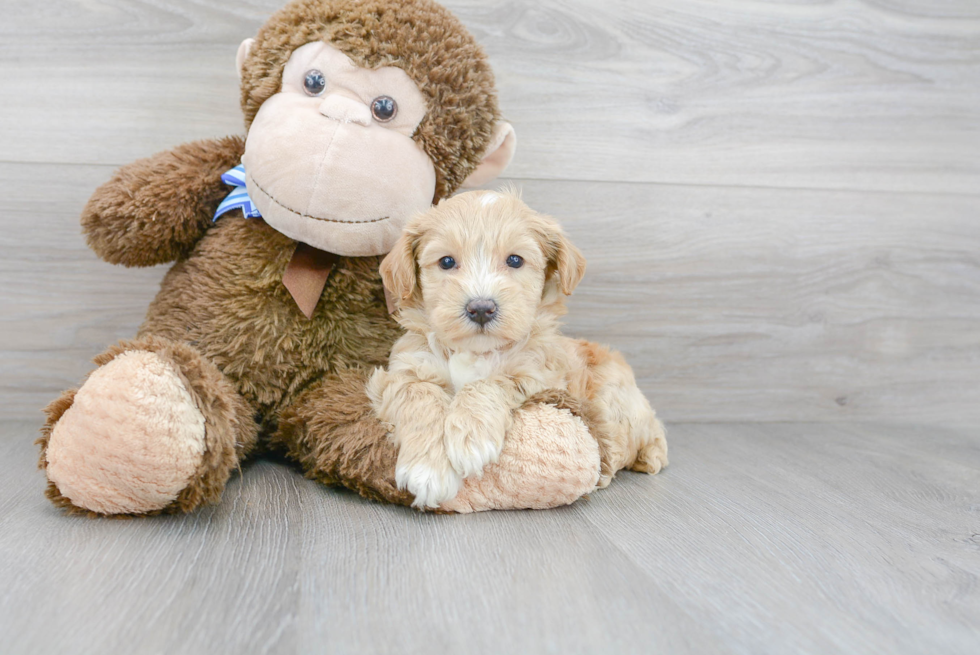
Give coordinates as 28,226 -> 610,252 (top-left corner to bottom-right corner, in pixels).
465,299 -> 497,326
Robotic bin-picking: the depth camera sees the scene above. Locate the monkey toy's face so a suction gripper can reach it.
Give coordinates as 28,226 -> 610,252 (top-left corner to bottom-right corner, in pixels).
240,42 -> 437,257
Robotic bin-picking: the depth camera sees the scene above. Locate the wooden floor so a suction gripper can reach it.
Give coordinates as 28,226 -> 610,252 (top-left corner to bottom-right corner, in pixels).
1,0 -> 978,653
0,420 -> 977,654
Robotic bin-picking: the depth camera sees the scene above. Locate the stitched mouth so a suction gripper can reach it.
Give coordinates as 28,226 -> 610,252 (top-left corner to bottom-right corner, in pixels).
247,173 -> 391,225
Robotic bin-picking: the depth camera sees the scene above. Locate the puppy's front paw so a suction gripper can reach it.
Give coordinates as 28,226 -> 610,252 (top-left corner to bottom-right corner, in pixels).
444,411 -> 505,478
396,459 -> 463,509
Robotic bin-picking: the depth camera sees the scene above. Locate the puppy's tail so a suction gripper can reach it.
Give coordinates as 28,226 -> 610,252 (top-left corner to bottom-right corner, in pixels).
578,341 -> 668,484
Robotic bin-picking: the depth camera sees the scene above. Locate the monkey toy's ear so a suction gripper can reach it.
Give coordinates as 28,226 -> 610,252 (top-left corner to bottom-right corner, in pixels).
461,122 -> 517,188
236,38 -> 255,79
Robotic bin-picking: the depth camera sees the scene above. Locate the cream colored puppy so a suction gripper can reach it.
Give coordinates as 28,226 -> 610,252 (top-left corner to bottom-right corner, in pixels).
368,190 -> 667,508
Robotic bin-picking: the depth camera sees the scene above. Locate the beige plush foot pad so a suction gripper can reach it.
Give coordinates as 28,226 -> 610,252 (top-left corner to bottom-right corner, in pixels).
45,350 -> 207,514
441,405 -> 600,513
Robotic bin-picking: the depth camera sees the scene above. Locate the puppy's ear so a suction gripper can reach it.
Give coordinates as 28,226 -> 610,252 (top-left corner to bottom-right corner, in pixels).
552,233 -> 587,295
538,218 -> 587,295
380,229 -> 420,307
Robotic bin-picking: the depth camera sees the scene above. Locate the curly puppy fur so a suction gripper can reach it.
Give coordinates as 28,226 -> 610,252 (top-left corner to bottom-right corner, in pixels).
369,191 -> 667,508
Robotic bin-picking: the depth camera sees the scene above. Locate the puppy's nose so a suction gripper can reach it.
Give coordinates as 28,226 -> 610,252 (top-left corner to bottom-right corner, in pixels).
465,299 -> 497,326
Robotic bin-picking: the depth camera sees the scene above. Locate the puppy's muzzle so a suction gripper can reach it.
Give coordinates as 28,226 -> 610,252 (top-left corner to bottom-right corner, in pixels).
465,298 -> 497,326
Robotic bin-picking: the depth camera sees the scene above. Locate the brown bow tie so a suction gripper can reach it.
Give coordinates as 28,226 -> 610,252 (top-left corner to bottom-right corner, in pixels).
282,242 -> 397,319
281,242 -> 338,319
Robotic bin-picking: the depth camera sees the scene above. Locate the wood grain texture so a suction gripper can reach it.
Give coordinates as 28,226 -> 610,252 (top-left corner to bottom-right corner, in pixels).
539,180 -> 980,425
3,162 -> 977,424
0,0 -> 978,194
3,420 -> 978,654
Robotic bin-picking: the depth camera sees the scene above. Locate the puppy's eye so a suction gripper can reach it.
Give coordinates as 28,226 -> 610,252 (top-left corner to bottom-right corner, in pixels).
438,256 -> 456,270
506,255 -> 524,269
304,69 -> 326,96
371,96 -> 397,122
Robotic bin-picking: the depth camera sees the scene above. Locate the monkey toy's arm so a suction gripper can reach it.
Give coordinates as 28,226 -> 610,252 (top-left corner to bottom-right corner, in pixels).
82,136 -> 245,267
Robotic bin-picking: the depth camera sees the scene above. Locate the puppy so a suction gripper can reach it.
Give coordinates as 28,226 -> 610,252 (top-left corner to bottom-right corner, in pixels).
368,190 -> 667,508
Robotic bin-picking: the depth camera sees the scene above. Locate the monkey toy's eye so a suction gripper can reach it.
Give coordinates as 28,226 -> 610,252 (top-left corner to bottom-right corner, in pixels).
371,96 -> 398,122
303,69 -> 326,96
506,255 -> 524,269
438,256 -> 456,270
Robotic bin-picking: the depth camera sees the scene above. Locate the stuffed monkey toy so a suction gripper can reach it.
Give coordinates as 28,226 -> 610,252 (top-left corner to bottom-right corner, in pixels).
37,0 -> 605,516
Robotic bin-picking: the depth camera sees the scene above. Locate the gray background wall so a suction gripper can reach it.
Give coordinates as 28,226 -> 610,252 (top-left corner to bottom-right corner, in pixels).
1,0 -> 977,424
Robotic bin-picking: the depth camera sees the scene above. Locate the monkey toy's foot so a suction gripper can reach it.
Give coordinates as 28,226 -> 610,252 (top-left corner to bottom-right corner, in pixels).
38,338 -> 254,516
43,351 -> 206,515
440,402 -> 601,513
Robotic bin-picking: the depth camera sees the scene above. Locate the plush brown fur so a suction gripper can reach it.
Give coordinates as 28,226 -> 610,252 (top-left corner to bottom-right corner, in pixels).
273,367 -> 413,505
240,0 -> 499,201
41,0 -> 592,515
139,217 -> 401,416
95,209 -> 401,512
82,136 -> 245,267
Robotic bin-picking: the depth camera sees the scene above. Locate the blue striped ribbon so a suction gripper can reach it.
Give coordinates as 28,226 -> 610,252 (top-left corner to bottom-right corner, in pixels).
214,164 -> 262,221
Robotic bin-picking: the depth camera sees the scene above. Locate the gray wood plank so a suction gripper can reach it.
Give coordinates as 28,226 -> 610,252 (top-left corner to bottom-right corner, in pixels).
538,180 -> 980,426
577,421 -> 980,655
2,420 -> 978,654
3,162 -> 977,424
1,0 -> 978,194
0,163 -> 165,419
